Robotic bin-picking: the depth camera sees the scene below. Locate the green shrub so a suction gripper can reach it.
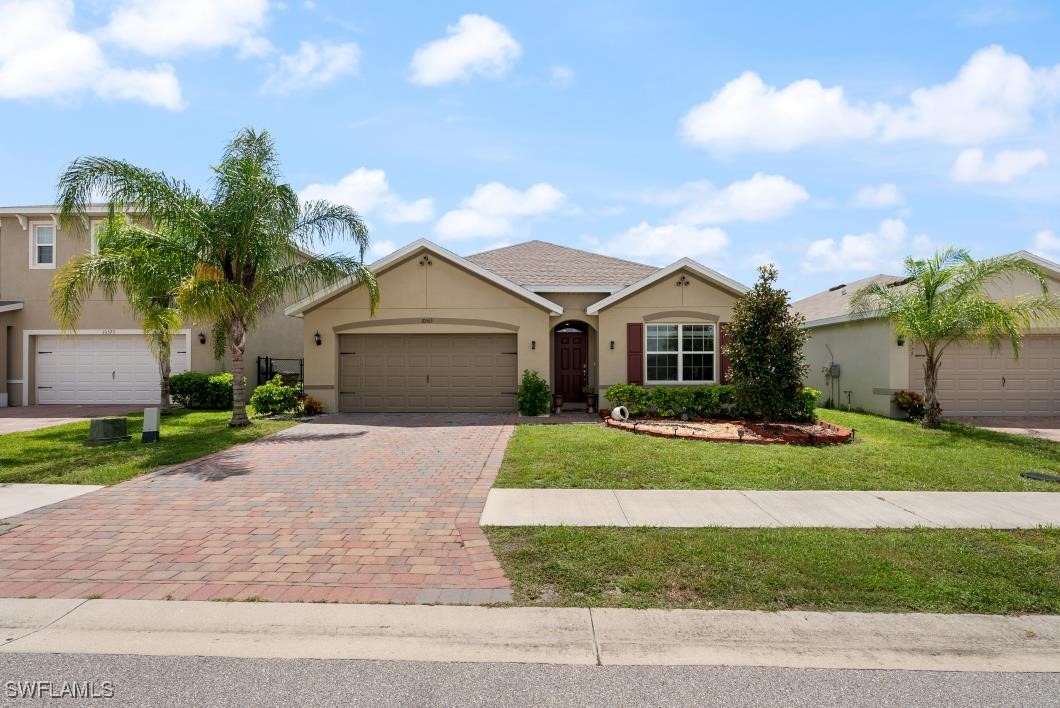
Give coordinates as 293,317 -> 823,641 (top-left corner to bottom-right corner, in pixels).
169,371 -> 234,410
893,390 -> 925,421
515,369 -> 551,416
250,375 -> 302,416
787,387 -> 820,422
605,384 -> 737,419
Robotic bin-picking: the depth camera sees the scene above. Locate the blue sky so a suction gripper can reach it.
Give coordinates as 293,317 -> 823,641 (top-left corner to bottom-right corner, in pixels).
2,0 -> 1059,298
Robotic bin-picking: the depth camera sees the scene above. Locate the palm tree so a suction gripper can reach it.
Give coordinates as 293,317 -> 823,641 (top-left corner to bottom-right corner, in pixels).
57,128 -> 379,426
851,248 -> 1060,428
51,216 -> 190,414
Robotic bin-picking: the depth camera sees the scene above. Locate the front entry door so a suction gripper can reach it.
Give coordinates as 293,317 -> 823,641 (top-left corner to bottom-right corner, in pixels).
555,329 -> 588,402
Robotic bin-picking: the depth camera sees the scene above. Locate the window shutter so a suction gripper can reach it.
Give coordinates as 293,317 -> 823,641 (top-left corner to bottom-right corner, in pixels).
718,323 -> 731,384
626,322 -> 644,384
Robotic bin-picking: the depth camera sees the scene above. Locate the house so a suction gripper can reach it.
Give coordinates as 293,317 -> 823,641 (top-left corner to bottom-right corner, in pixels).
286,239 -> 749,412
0,205 -> 302,407
793,251 -> 1060,418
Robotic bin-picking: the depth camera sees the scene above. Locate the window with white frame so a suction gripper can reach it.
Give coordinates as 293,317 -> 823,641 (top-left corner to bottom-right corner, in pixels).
30,223 -> 56,268
645,323 -> 715,383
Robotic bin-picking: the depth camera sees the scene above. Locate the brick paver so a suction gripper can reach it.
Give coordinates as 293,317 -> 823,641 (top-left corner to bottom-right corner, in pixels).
0,414 -> 514,604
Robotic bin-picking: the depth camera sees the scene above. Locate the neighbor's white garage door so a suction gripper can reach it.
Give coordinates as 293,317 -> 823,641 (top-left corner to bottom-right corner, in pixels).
912,335 -> 1060,416
35,333 -> 190,404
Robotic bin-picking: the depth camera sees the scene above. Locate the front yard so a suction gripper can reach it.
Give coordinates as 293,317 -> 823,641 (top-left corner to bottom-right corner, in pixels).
496,409 -> 1060,491
0,410 -> 295,486
488,527 -> 1060,614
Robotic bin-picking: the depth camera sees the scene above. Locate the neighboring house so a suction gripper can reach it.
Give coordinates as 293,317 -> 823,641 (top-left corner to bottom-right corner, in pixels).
0,205 -> 302,407
793,251 -> 1060,418
286,239 -> 749,413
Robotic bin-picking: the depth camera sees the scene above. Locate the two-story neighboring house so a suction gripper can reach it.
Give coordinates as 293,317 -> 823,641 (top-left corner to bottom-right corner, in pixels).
0,205 -> 303,407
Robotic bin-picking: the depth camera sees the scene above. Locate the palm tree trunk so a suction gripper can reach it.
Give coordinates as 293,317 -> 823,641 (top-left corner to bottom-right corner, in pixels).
158,357 -> 171,415
922,350 -> 943,429
229,316 -> 250,427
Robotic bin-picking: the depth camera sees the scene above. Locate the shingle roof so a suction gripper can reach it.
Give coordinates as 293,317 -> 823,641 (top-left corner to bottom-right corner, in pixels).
791,274 -> 907,324
465,240 -> 658,289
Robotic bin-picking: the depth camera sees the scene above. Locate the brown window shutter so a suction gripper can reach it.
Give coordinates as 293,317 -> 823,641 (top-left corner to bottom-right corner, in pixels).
718,323 -> 731,384
626,322 -> 644,384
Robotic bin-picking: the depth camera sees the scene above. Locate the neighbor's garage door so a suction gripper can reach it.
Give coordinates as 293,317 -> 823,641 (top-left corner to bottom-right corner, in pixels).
36,334 -> 190,405
916,335 -> 1060,416
338,333 -> 517,412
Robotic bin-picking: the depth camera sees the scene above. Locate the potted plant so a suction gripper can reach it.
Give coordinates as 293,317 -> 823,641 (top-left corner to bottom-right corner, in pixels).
583,385 -> 598,413
552,392 -> 564,413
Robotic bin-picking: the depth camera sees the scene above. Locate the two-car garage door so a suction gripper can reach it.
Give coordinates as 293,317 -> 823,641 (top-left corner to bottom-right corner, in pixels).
916,335 -> 1060,416
36,333 -> 190,405
338,333 -> 517,412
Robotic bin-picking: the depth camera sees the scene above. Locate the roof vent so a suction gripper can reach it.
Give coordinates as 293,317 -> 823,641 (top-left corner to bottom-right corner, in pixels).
886,277 -> 914,288
827,283 -> 847,292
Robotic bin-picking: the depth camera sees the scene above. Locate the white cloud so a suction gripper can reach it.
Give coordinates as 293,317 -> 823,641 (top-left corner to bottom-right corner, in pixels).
1032,229 -> 1060,259
681,45 -> 1060,151
673,173 -> 809,224
951,148 -> 1048,183
102,0 -> 272,57
436,182 -> 566,239
600,222 -> 730,265
850,183 -> 904,208
410,14 -> 521,86
802,218 -> 932,273
0,0 -> 182,110
550,65 -> 574,86
300,168 -> 435,224
261,41 -> 359,94
366,239 -> 397,262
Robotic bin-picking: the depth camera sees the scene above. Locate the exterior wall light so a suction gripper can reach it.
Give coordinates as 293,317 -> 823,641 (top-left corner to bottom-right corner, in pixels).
896,335 -> 905,346
531,340 -> 536,350
609,340 -> 615,350
197,332 -> 206,345
313,332 -> 322,346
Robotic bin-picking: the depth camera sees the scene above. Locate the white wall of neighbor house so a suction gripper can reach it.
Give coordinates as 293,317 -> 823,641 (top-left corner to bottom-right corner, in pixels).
802,319 -> 909,417
298,248 -> 553,413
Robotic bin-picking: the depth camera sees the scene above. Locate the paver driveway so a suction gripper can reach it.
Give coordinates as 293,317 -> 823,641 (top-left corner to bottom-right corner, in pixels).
0,414 -> 514,604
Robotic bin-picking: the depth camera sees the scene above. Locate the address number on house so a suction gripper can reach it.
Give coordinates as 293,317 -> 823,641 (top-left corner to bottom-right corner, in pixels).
101,329 -> 117,335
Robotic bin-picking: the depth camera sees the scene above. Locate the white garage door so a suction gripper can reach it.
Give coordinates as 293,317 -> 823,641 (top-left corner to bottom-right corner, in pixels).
35,333 -> 190,405
911,335 -> 1060,416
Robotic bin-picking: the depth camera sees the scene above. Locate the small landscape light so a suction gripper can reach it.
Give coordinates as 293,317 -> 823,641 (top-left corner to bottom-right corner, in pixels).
737,428 -> 745,440
313,332 -> 322,346
197,331 -> 206,344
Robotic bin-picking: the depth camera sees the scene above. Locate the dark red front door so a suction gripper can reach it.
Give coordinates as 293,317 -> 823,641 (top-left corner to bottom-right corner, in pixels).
555,329 -> 588,402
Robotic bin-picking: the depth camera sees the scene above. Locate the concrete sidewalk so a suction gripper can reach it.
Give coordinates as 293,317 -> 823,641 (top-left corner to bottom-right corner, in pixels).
0,483 -> 102,519
480,489 -> 1060,528
2,598 -> 1058,672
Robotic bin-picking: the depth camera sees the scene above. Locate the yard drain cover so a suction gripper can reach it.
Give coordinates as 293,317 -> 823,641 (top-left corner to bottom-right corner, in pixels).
1020,471 -> 1060,483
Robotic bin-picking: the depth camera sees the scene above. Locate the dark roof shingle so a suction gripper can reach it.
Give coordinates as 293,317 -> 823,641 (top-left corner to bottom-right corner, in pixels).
791,274 -> 906,323
466,240 -> 657,289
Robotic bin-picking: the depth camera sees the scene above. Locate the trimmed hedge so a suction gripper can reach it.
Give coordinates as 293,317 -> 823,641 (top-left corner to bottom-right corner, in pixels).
250,375 -> 302,416
605,383 -> 820,422
169,371 -> 234,410
516,369 -> 551,416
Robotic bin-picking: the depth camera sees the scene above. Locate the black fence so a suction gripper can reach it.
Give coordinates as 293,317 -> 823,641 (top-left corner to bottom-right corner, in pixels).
257,356 -> 304,391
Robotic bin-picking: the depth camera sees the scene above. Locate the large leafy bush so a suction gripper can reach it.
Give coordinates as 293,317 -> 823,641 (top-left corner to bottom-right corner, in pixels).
250,375 -> 302,416
515,369 -> 551,416
169,371 -> 234,410
725,264 -> 809,422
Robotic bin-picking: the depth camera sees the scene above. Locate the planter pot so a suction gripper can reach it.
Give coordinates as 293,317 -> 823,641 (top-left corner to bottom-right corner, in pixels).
552,393 -> 564,413
584,394 -> 598,413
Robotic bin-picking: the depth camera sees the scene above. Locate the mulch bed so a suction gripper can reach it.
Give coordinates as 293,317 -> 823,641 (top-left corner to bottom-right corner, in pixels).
604,416 -> 853,445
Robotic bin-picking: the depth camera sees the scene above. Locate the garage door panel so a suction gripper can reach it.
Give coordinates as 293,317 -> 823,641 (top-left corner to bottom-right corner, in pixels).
338,333 -> 516,412
36,334 -> 188,405
915,335 -> 1060,416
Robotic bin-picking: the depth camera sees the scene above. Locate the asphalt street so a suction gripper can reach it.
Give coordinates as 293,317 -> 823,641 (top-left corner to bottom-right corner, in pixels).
1,653 -> 1057,707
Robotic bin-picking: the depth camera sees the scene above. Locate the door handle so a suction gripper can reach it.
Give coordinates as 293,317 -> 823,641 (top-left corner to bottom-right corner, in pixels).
1001,376 -> 1006,387
112,371 -> 116,380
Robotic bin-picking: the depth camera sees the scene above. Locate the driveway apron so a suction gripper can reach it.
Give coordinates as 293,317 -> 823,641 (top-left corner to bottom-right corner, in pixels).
0,414 -> 513,604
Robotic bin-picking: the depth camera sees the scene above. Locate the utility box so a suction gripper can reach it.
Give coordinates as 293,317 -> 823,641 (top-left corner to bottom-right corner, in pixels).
828,363 -> 841,378
84,417 -> 131,446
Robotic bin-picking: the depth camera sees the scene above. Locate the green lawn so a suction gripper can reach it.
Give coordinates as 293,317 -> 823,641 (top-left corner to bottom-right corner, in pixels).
487,526 -> 1060,614
495,409 -> 1060,491
0,410 -> 296,486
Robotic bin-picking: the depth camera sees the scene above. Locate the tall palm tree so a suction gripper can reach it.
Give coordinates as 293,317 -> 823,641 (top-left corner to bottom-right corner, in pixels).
57,128 -> 379,426
851,248 -> 1060,428
51,216 -> 190,414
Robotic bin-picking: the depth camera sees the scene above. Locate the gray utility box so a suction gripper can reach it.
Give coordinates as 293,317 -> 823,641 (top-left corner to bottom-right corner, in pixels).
84,417 -> 132,446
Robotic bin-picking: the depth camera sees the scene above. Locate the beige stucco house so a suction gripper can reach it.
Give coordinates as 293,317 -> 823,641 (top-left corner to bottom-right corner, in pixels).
0,205 -> 302,407
286,239 -> 748,413
793,251 -> 1060,418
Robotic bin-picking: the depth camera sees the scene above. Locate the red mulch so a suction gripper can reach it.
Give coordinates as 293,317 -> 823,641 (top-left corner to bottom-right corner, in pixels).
603,416 -> 853,445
